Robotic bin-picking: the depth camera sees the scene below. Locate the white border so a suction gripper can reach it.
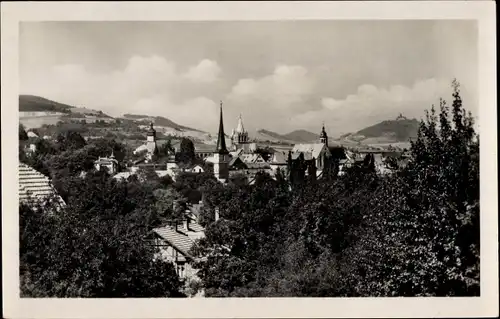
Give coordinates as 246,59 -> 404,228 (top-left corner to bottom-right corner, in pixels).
2,2 -> 497,318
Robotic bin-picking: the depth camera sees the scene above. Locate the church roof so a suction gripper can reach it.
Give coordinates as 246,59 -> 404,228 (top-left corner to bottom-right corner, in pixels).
215,102 -> 229,154
292,143 -> 328,159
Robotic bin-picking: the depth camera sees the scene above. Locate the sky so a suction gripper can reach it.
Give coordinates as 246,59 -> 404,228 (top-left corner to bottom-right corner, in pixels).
19,20 -> 478,137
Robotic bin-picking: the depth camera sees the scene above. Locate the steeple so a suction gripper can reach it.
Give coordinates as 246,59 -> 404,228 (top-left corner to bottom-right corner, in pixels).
236,113 -> 245,133
215,101 -> 229,154
320,122 -> 328,147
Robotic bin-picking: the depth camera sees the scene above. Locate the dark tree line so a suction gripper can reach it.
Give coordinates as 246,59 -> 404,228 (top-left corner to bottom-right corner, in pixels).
189,80 -> 479,297
19,80 -> 479,297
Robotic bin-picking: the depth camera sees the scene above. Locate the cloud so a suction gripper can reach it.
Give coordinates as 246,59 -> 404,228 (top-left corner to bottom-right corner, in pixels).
21,55 -> 222,131
228,65 -> 315,110
290,78 -> 456,136
183,59 -> 221,83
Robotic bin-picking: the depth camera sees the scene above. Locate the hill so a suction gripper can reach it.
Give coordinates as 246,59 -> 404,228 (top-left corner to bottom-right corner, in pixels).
255,129 -> 319,144
122,114 -> 203,133
19,95 -> 73,113
356,118 -> 420,141
282,129 -> 319,143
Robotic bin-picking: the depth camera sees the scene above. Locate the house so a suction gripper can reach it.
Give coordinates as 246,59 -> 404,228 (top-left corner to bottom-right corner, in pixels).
195,143 -> 217,160
19,163 -> 65,208
187,164 -> 205,174
94,152 -> 118,175
269,151 -> 288,176
291,143 -> 331,172
150,217 -> 205,281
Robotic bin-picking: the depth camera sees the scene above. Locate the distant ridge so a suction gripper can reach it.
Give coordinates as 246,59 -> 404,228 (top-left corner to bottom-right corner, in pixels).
19,95 -> 73,113
356,118 -> 420,141
122,114 -> 204,133
255,128 -> 319,143
282,129 -> 320,143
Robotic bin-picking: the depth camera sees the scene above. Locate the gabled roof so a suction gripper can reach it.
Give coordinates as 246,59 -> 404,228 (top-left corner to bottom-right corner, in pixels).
240,153 -> 264,164
229,156 -> 246,168
292,143 -> 329,159
229,149 -> 244,158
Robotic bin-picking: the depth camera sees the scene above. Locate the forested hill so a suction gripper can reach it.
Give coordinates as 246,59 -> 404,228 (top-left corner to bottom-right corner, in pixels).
19,95 -> 73,113
282,129 -> 320,143
355,118 -> 420,141
122,114 -> 204,132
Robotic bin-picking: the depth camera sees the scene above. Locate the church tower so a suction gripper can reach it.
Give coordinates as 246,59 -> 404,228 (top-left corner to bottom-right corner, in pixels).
231,113 -> 250,151
146,122 -> 159,162
319,123 -> 328,147
213,101 -> 230,182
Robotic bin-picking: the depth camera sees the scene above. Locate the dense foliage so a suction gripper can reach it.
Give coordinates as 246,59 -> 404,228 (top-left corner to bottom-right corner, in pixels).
19,80 -> 479,297
20,170 -> 185,297
190,81 -> 479,297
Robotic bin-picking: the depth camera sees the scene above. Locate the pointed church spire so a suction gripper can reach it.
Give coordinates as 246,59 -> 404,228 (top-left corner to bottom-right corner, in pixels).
236,113 -> 245,133
215,101 -> 229,154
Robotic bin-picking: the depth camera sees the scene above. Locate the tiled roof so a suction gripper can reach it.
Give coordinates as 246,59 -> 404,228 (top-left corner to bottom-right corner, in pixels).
19,163 -> 64,205
292,143 -> 328,159
153,221 -> 205,259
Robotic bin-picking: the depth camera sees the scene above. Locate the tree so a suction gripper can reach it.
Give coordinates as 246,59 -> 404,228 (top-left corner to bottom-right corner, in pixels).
338,80 -> 479,296
19,124 -> 29,141
20,171 -> 185,297
176,138 -> 195,164
55,129 -> 87,152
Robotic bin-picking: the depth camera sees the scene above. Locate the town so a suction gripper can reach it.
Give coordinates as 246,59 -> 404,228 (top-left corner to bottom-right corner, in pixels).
16,19 -> 480,300
19,88 -> 478,298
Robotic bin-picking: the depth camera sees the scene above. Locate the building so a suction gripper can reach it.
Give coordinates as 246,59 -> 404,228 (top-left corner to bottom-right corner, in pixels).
145,122 -> 159,162
150,216 -> 205,281
230,114 -> 251,152
269,151 -> 289,176
19,163 -> 65,208
94,152 -> 119,175
291,124 -> 333,174
212,101 -> 230,183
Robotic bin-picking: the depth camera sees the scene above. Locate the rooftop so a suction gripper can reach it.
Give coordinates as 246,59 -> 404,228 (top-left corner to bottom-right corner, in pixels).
153,220 -> 205,259
19,163 -> 65,206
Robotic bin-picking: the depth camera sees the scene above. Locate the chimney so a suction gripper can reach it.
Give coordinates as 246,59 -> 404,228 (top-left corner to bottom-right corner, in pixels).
186,217 -> 191,231
183,218 -> 188,231
215,207 -> 220,222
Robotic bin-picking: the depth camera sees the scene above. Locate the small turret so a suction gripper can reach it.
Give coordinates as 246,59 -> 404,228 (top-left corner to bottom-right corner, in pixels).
319,123 -> 328,147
